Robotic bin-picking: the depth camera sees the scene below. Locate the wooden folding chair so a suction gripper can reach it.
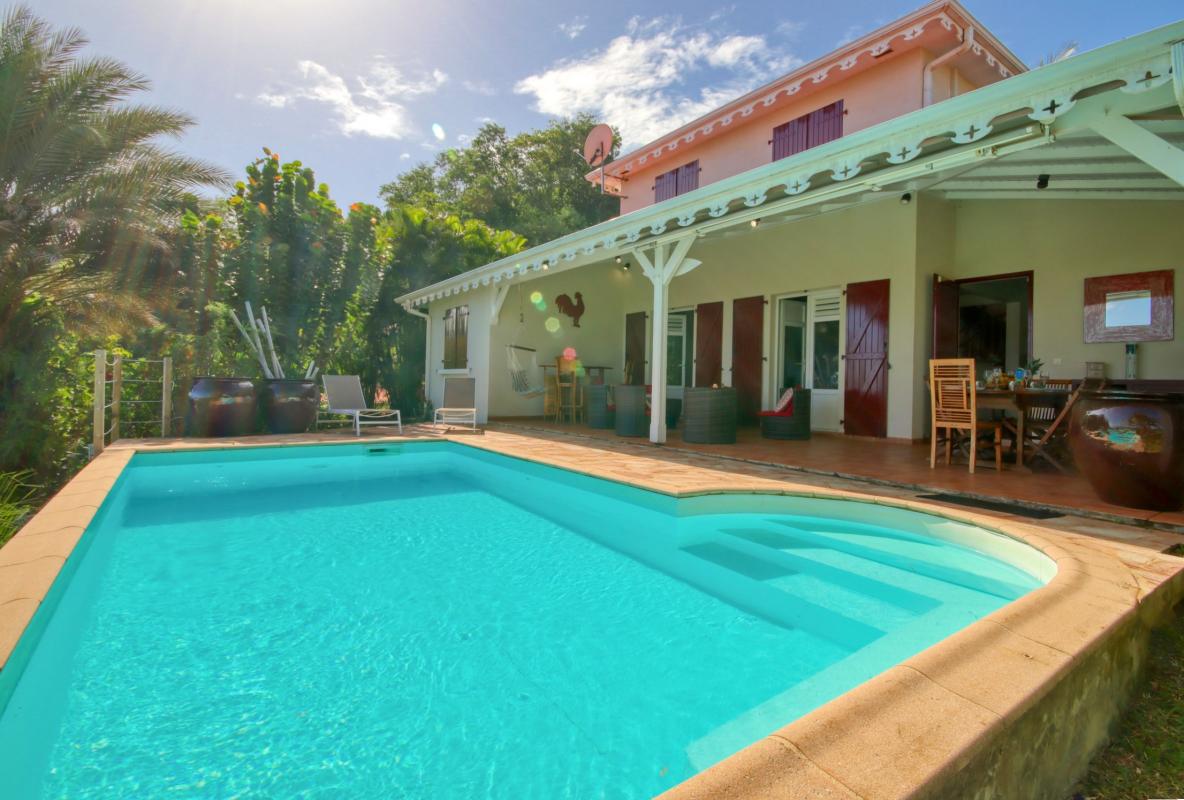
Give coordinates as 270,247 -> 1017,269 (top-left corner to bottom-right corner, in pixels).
1026,381 -> 1089,473
929,358 -> 1003,474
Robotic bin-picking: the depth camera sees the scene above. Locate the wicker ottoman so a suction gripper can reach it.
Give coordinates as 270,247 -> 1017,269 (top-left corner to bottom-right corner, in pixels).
587,384 -> 616,429
614,385 -> 647,437
760,389 -> 812,440
682,387 -> 738,444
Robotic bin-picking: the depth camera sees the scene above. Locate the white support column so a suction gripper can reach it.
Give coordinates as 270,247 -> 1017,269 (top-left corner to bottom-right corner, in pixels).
1090,111 -> 1184,188
634,236 -> 701,444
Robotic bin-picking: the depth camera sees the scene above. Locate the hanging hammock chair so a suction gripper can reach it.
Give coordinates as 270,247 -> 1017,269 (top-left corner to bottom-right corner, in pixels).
505,286 -> 546,397
506,344 -> 545,397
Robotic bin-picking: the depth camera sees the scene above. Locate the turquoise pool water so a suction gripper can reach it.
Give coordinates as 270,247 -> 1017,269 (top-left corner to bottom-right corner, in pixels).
0,442 -> 1050,798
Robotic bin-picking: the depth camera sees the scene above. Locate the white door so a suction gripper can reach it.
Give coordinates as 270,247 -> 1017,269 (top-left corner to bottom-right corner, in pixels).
806,290 -> 844,432
666,313 -> 688,399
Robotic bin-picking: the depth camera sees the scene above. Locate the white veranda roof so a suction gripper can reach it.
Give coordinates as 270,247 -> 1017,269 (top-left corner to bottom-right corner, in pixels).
398,21 -> 1184,310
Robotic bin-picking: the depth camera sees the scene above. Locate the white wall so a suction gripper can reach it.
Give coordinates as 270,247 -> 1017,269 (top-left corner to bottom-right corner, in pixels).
620,198 -> 925,439
949,199 -> 1184,381
486,263 -> 632,417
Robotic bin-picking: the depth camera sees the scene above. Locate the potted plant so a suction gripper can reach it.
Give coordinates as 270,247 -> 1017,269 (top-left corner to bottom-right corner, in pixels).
229,302 -> 320,434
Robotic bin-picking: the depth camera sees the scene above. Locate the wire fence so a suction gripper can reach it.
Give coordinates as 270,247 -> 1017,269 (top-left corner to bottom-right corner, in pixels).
90,350 -> 173,457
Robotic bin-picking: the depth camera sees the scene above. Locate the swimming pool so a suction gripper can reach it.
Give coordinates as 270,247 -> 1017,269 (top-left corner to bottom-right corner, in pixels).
0,442 -> 1051,798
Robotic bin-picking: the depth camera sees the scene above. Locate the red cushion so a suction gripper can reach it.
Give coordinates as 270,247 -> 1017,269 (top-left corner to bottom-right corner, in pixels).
758,403 -> 794,418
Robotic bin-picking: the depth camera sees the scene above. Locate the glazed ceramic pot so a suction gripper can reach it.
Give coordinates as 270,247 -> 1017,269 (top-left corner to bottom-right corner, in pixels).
185,377 -> 258,437
1069,390 -> 1184,511
260,379 -> 319,434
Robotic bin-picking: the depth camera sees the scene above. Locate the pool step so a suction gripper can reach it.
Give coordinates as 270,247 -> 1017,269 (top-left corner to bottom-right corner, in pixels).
759,519 -> 1033,600
680,538 -> 931,633
660,548 -> 883,651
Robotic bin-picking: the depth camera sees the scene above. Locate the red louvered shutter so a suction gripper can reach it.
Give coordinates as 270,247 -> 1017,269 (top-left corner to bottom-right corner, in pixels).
772,116 -> 810,161
654,168 -> 678,202
808,100 -> 844,149
677,160 -> 699,194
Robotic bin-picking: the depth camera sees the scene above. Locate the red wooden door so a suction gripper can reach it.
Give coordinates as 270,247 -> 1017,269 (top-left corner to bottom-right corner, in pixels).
932,275 -> 959,359
843,279 -> 890,437
731,296 -> 765,423
624,312 -> 646,385
694,302 -> 723,386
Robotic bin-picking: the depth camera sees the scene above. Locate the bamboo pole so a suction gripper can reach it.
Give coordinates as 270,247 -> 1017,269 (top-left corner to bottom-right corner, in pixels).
260,306 -> 284,378
92,350 -> 106,456
244,302 -> 268,367
229,309 -> 273,378
110,355 -> 122,442
161,357 -> 173,437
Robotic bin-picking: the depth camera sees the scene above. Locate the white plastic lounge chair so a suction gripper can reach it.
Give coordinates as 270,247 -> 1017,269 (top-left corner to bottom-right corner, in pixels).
322,375 -> 402,436
434,377 -> 478,430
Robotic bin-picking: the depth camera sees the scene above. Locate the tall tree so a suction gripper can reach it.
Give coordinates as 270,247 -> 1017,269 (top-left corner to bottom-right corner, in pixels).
0,5 -> 225,478
0,5 -> 228,343
380,114 -> 619,246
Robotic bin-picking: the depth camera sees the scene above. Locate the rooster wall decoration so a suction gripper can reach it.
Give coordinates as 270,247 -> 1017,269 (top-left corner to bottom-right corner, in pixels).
555,292 -> 585,327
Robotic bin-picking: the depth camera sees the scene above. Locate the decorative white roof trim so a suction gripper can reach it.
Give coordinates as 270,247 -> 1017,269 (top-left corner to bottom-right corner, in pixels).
621,11 -> 968,175
398,22 -> 1182,311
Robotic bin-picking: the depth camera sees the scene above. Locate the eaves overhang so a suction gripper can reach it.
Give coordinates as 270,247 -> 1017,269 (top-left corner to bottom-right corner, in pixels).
399,19 -> 1183,311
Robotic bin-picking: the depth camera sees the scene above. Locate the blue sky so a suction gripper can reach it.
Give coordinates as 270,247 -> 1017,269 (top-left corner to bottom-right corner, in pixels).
32,0 -> 1184,205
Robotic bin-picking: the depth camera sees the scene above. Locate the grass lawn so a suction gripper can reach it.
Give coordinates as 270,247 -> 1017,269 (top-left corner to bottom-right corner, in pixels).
1071,602 -> 1184,799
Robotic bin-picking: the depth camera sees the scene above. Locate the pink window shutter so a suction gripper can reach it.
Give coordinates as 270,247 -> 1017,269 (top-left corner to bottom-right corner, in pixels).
655,169 -> 678,202
678,160 -> 699,193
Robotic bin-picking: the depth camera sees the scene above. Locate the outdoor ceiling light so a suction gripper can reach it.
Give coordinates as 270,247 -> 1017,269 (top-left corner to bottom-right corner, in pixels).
1036,173 -> 1050,189
900,192 -> 912,205
750,218 -> 761,228
615,255 -> 622,264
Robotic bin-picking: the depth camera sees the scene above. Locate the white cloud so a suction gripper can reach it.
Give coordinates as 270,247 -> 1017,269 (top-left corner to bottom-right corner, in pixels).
558,15 -> 588,39
400,152 -> 411,160
258,58 -> 447,139
514,16 -> 800,149
457,133 -> 473,145
462,79 -> 497,96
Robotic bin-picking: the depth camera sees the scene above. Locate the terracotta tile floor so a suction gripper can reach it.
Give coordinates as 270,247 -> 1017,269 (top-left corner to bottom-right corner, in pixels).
488,419 -> 1184,532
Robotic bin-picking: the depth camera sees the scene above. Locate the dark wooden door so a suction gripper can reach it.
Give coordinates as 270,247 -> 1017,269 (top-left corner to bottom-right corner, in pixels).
843,279 -> 890,438
731,296 -> 765,423
624,312 -> 646,385
694,302 -> 723,386
932,275 -> 959,359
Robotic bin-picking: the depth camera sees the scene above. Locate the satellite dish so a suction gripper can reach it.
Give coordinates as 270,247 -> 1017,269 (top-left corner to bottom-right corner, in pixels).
582,124 -> 614,167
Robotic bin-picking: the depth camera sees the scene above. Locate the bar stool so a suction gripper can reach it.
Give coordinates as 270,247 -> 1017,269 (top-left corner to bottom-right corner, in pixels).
554,356 -> 584,423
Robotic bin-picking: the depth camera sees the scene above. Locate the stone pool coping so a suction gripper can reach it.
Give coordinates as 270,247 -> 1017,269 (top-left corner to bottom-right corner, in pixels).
2,426 -> 1182,799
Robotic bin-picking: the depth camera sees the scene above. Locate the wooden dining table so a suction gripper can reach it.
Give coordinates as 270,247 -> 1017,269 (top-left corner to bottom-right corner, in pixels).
977,387 -> 1072,468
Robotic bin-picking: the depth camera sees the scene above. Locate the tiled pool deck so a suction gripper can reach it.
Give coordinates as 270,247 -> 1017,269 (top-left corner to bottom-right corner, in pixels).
2,425 -> 1182,798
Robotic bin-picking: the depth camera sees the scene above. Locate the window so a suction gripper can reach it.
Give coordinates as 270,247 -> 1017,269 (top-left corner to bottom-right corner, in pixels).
772,100 -> 845,161
442,305 -> 468,369
654,160 -> 699,202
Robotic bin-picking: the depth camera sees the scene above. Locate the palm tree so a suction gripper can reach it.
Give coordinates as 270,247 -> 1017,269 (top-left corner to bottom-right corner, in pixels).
0,5 -> 229,342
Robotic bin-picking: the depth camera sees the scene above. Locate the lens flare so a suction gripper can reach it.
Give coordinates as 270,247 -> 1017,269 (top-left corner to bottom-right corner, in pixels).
529,290 -> 545,310
431,123 -> 446,141
544,317 -> 561,333
562,347 -> 577,360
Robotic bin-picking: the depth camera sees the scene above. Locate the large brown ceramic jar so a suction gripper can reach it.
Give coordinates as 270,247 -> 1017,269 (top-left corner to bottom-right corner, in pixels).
1069,390 -> 1184,511
185,377 -> 258,437
259,379 -> 319,434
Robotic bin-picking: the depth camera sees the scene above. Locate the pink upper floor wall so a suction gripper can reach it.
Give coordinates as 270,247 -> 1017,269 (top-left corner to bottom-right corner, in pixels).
594,1 -> 1019,217
615,48 -> 984,216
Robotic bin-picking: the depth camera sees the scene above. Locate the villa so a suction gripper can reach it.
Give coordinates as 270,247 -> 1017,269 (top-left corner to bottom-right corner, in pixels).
401,1 -> 1182,449
2,3 -> 1184,799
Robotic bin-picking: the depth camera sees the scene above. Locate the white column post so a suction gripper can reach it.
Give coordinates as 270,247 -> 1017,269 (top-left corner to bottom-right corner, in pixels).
634,236 -> 701,445
648,247 -> 670,444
